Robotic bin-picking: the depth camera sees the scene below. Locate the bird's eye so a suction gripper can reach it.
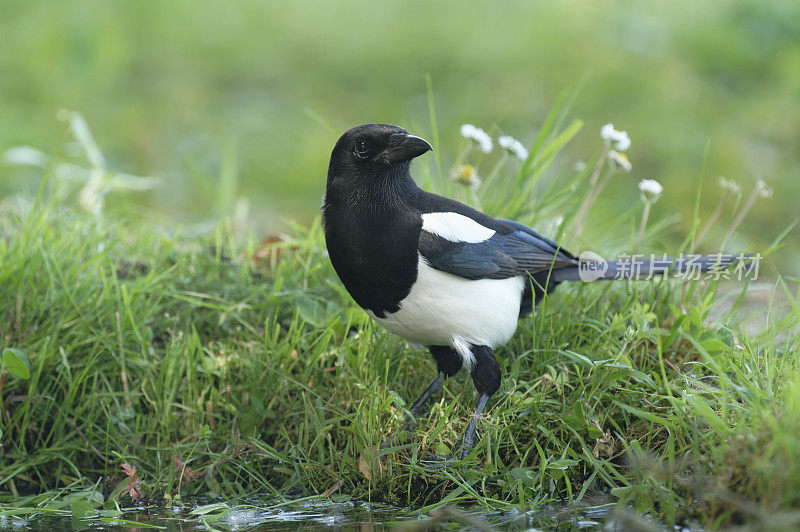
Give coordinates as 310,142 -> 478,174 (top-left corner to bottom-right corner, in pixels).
354,140 -> 369,159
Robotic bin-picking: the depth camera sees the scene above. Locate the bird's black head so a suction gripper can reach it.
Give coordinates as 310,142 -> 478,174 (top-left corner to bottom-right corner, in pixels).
326,124 -> 432,192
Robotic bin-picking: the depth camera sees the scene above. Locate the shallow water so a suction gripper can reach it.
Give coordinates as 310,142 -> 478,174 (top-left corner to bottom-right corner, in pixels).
2,492 -> 681,531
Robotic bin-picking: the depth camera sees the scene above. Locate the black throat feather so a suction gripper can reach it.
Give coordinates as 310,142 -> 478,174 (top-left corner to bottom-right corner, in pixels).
323,161 -> 423,316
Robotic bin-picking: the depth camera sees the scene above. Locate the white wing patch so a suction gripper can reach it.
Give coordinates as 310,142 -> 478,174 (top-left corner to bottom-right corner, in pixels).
421,212 -> 495,243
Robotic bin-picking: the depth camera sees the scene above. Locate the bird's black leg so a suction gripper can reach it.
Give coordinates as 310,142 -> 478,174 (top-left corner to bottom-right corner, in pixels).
381,346 -> 462,451
430,345 -> 464,379
425,344 -> 500,467
458,344 -> 500,458
458,392 -> 491,458
407,373 -> 445,419
405,345 -> 463,419
380,373 -> 443,452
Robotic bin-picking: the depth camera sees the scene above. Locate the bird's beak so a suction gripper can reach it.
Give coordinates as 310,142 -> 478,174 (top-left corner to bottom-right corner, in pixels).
376,134 -> 433,164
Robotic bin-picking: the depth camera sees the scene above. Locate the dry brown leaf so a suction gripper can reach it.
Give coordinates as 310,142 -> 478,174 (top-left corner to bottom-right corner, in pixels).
592,429 -> 616,458
248,235 -> 297,265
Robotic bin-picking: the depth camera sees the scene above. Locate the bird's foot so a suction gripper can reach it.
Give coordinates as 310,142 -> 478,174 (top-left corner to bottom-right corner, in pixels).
420,396 -> 487,470
421,453 -> 453,470
420,440 -> 473,470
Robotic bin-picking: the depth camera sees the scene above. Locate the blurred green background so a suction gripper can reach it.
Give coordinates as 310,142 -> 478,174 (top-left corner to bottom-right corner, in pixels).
1,0 -> 798,273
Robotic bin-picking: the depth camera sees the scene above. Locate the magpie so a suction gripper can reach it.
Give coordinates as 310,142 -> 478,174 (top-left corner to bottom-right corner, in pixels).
322,123 -> 736,463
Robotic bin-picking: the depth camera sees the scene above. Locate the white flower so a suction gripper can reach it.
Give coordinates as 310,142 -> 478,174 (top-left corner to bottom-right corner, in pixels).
497,135 -> 529,161
600,123 -> 631,151
608,150 -> 632,172
614,131 -> 631,151
718,177 -> 742,195
755,178 -> 773,199
638,179 -> 663,202
574,161 -> 587,172
460,124 -> 493,153
600,123 -> 615,141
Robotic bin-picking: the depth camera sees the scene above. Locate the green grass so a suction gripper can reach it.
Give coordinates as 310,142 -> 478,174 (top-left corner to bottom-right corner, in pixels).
1,103 -> 798,529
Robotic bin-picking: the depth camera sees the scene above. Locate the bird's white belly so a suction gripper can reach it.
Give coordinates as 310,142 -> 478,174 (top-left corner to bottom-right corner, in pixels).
367,255 -> 525,368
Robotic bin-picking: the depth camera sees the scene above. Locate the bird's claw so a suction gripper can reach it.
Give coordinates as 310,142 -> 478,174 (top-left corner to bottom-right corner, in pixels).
421,454 -> 453,470
421,441 -> 471,470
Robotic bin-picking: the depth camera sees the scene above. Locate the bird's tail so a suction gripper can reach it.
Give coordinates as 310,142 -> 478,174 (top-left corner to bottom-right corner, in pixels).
549,253 -> 751,282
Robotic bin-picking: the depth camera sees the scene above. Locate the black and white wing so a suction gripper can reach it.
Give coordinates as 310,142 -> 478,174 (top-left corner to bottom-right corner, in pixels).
417,212 -> 577,281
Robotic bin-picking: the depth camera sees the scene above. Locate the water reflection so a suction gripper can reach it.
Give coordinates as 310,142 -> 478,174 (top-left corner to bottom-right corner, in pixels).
10,492 -> 675,531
